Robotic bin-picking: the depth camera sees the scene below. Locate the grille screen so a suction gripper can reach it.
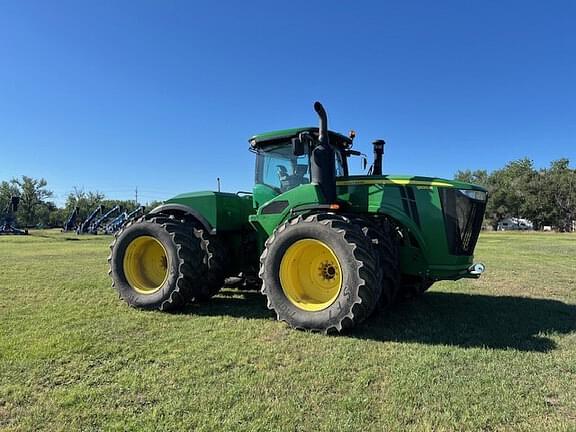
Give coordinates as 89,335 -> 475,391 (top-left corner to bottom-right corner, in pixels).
439,189 -> 486,256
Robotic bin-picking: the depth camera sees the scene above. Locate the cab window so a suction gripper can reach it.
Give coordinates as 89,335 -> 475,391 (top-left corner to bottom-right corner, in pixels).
255,143 -> 310,193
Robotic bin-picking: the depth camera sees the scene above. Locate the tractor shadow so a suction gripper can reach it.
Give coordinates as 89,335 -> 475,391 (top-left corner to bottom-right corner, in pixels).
353,292 -> 576,352
183,289 -> 576,352
180,289 -> 270,320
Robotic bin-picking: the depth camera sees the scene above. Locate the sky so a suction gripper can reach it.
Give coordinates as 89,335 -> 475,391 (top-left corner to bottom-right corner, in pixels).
0,0 -> 574,206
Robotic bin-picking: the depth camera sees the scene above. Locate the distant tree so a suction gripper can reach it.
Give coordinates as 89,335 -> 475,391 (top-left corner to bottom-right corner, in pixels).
541,159 -> 576,231
35,201 -> 60,227
11,176 -> 54,227
456,158 -> 576,231
480,158 -> 536,229
0,180 -> 20,214
145,200 -> 164,212
48,207 -> 68,228
454,169 -> 490,188
65,188 -> 106,222
101,199 -> 138,213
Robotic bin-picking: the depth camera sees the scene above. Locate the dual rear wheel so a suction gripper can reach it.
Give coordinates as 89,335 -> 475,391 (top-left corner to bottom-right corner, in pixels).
108,214 -> 225,311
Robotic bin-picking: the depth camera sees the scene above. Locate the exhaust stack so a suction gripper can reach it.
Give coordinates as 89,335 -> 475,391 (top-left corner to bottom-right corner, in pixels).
372,140 -> 385,176
311,101 -> 336,202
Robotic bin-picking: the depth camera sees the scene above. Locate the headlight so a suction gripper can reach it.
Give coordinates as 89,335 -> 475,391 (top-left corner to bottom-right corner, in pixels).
458,189 -> 487,202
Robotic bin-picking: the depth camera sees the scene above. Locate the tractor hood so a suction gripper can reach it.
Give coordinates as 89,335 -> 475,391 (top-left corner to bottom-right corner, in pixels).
336,174 -> 488,276
336,175 -> 488,192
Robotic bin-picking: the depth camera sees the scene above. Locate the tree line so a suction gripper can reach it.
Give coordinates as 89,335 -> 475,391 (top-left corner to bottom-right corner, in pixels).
2,157 -> 575,231
456,158 -> 575,231
0,176 -> 161,228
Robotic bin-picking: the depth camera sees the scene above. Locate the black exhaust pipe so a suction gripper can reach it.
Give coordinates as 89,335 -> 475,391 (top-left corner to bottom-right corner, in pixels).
311,101 -> 336,202
314,101 -> 328,146
372,139 -> 385,176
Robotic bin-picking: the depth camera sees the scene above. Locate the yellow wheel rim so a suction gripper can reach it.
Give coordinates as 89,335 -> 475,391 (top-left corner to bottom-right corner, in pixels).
123,236 -> 169,294
279,239 -> 343,311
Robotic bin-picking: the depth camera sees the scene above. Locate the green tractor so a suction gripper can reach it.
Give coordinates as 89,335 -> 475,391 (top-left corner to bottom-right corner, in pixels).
109,102 -> 487,333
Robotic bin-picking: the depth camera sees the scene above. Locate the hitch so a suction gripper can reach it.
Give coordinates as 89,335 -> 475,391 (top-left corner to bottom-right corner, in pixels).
468,263 -> 486,276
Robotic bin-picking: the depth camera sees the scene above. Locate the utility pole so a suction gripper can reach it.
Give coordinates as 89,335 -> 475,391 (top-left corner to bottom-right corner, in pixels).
135,186 -> 138,205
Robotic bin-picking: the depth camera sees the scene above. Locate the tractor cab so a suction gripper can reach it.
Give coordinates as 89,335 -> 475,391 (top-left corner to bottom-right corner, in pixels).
249,125 -> 353,208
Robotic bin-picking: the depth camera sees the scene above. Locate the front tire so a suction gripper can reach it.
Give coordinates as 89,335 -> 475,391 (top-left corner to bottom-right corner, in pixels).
260,214 -> 382,333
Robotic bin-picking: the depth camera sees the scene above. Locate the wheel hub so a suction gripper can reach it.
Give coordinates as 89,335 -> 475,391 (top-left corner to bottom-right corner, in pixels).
319,261 -> 337,280
279,239 -> 343,311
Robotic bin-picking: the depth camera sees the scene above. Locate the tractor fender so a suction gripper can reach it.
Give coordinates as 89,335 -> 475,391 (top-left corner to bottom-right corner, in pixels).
148,204 -> 215,234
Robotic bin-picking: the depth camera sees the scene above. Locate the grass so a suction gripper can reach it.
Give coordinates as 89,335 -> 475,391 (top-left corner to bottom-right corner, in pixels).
1,230 -> 575,431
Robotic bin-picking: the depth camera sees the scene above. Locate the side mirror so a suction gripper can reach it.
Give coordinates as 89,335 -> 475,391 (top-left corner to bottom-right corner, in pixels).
292,137 -> 305,156
345,150 -> 368,171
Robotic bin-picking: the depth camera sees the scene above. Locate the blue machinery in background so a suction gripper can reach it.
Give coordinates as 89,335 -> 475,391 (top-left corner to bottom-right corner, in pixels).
104,206 -> 144,234
87,205 -> 121,234
63,206 -> 79,232
0,199 -> 145,235
0,196 -> 28,235
72,204 -> 145,235
77,205 -> 104,234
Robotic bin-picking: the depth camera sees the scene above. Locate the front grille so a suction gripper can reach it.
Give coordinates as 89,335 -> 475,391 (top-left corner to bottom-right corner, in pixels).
439,189 -> 486,256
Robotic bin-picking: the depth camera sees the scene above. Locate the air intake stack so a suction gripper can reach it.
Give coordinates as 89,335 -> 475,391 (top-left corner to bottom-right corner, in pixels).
372,139 -> 385,176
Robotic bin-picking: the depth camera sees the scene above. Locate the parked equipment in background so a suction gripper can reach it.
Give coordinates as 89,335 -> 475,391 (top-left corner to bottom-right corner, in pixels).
497,217 -> 533,231
108,101 -> 488,333
0,196 -> 28,235
63,207 -> 79,232
87,205 -> 120,234
77,205 -> 104,234
104,206 -> 145,234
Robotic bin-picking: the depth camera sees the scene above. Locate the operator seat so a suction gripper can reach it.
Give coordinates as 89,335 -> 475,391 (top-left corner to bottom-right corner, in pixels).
277,164 -> 309,192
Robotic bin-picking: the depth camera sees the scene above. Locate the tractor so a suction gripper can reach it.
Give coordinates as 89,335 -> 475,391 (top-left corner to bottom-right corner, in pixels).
109,102 -> 487,333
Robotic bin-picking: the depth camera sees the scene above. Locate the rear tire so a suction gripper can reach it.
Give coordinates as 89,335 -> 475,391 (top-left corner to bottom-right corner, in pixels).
350,217 -> 400,308
260,214 -> 382,333
138,214 -> 227,301
192,227 -> 226,301
108,216 -> 203,310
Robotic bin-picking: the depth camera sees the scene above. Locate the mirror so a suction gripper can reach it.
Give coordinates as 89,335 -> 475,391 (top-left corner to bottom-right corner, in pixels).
345,149 -> 368,171
292,137 -> 305,156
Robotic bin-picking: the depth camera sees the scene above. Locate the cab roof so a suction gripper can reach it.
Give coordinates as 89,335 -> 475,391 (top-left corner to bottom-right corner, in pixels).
249,127 -> 353,149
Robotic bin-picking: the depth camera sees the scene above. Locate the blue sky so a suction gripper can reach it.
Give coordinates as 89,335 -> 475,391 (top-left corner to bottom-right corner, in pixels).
1,1 -> 574,206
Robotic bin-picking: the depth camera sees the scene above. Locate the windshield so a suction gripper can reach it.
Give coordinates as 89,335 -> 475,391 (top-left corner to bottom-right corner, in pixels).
255,143 -> 311,193
255,142 -> 348,193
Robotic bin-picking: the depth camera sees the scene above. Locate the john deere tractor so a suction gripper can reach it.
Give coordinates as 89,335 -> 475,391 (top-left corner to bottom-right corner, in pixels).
109,102 -> 487,333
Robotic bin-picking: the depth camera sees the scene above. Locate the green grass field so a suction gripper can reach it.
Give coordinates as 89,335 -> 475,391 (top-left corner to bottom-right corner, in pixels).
1,231 -> 575,431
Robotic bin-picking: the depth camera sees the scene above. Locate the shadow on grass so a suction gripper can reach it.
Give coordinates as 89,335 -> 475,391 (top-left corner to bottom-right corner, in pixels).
182,289 -> 576,352
179,290 -> 270,320
357,292 -> 576,352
